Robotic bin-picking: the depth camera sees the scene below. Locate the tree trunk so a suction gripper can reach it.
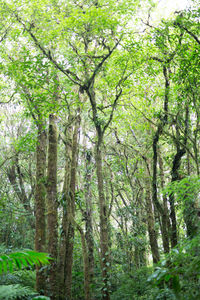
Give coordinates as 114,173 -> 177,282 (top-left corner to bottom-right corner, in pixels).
58,120 -> 73,300
7,162 -> 34,227
158,152 -> 170,253
144,174 -> 160,264
86,85 -> 113,300
46,114 -> 58,299
170,105 -> 189,247
35,121 -> 47,294
169,148 -> 185,247
64,114 -> 80,300
95,132 -> 110,300
84,150 -> 95,299
73,219 -> 91,300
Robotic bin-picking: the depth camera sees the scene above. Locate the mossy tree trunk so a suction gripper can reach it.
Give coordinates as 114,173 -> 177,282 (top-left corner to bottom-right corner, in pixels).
58,119 -> 73,300
84,149 -> 95,298
64,115 -> 80,300
144,170 -> 160,264
35,120 -> 47,294
46,114 -> 58,299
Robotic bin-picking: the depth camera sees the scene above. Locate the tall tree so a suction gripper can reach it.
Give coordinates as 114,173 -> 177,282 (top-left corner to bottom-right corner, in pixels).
46,112 -> 58,299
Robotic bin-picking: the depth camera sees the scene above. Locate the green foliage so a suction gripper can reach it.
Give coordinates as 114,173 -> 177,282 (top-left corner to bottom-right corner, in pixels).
13,131 -> 37,153
32,297 -> 50,300
0,270 -> 35,288
164,176 -> 200,205
163,176 -> 200,237
0,283 -> 50,299
111,267 -> 154,300
148,235 -> 200,299
0,251 -> 51,300
0,1 -> 199,300
0,250 -> 51,274
0,284 -> 35,300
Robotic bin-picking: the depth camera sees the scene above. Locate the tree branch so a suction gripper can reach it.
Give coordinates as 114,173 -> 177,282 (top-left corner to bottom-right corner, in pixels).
15,14 -> 82,86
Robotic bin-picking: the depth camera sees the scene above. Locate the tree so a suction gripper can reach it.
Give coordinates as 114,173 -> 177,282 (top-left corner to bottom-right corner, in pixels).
0,1 -> 200,300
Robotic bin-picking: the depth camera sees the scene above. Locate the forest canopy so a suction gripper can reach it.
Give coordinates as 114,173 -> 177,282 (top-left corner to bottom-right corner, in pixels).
0,0 -> 200,299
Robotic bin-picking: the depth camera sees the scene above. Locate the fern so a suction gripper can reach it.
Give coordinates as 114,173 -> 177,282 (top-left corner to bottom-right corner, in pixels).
0,284 -> 35,299
0,270 -> 36,288
0,250 -> 51,274
0,250 -> 51,299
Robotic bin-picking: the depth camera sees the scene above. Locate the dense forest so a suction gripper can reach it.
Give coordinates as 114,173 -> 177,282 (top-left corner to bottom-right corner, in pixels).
0,0 -> 200,299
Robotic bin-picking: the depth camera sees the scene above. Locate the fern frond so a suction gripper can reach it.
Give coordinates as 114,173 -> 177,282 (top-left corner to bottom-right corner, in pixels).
0,250 -> 51,274
0,270 -> 36,288
0,284 -> 35,300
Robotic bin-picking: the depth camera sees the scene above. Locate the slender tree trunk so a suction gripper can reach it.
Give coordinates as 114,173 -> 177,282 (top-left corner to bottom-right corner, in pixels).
46,114 -> 58,299
84,150 -> 95,298
158,152 -> 170,253
183,153 -> 199,238
86,84 -> 116,300
183,186 -> 199,239
170,106 -> 188,247
169,148 -> 185,247
95,132 -> 110,300
134,208 -> 147,269
151,65 -> 170,251
144,173 -> 160,263
81,232 -> 90,300
58,121 -> 73,300
35,121 -> 47,293
72,219 -> 91,300
7,162 -> 34,227
64,115 -> 80,300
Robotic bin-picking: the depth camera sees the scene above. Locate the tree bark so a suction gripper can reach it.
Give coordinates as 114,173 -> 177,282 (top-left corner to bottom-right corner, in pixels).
73,219 -> 91,300
95,132 -> 110,300
86,84 -> 119,300
158,151 -> 170,253
84,150 -> 95,299
144,172 -> 160,263
35,121 -> 47,293
169,148 -> 185,247
64,114 -> 80,300
58,120 -> 73,300
7,161 -> 34,224
46,114 -> 58,299
169,106 -> 188,247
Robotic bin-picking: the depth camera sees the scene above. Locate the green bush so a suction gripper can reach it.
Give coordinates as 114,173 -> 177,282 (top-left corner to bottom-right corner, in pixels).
0,284 -> 35,300
148,235 -> 200,299
0,249 -> 51,300
111,266 -> 154,300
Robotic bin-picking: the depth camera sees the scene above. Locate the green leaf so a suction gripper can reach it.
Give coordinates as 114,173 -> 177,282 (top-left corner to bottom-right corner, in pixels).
0,250 -> 51,274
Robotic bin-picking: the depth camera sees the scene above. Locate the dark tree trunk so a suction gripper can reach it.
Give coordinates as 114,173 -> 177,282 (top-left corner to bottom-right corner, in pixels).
84,150 -> 95,299
169,148 -> 186,247
170,106 -> 188,247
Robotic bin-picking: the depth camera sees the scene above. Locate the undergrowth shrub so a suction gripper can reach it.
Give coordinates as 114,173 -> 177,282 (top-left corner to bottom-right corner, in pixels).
148,235 -> 200,300
0,248 -> 50,300
111,266 -> 154,300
